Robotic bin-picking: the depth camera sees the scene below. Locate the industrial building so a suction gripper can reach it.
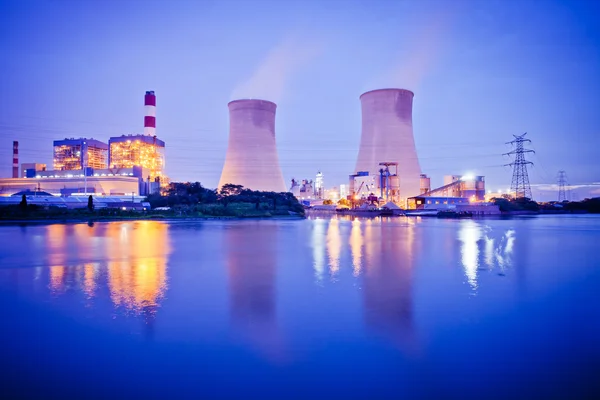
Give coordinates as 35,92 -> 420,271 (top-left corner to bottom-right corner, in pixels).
353,89 -> 422,205
53,138 -> 109,170
315,172 -> 324,199
107,91 -> 166,183
349,162 -> 401,203
407,174 -> 499,215
2,91 -> 164,199
419,174 -> 486,201
219,99 -> 286,192
20,163 -> 46,178
290,178 -> 314,200
109,134 -> 165,182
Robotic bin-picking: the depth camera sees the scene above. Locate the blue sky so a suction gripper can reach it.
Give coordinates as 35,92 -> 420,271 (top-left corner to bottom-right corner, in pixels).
1,0 -> 599,200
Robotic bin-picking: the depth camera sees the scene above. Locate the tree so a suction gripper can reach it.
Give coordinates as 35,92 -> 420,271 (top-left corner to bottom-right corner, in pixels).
219,183 -> 244,197
337,198 -> 350,207
323,199 -> 333,205
19,194 -> 27,211
88,195 -> 94,211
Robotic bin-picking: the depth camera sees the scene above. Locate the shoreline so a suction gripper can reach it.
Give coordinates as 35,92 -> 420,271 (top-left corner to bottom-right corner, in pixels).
0,214 -> 306,226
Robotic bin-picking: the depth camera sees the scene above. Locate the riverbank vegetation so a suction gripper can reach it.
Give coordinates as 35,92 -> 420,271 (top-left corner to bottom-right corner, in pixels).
145,182 -> 305,218
0,183 -> 305,222
492,197 -> 600,214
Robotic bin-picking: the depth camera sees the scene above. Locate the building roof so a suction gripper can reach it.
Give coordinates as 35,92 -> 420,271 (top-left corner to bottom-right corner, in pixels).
11,190 -> 53,197
53,138 -> 108,149
108,134 -> 165,147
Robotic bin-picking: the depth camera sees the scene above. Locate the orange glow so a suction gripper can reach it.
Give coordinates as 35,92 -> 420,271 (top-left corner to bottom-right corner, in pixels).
49,266 -> 65,293
109,140 -> 165,181
83,263 -> 97,298
106,221 -> 170,313
108,258 -> 167,312
44,221 -> 170,313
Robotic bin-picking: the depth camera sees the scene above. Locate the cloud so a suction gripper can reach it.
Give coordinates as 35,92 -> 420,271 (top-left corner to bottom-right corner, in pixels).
231,35 -> 324,103
532,182 -> 600,191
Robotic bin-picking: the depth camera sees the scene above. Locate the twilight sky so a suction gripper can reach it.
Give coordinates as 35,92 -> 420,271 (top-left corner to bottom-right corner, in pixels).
1,0 -> 599,201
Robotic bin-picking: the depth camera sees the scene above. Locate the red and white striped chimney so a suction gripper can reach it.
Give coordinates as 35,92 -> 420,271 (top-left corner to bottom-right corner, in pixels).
12,141 -> 18,178
144,91 -> 156,136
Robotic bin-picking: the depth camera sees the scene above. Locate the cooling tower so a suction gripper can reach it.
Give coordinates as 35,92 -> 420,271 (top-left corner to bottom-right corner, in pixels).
219,99 -> 286,192
355,89 -> 422,200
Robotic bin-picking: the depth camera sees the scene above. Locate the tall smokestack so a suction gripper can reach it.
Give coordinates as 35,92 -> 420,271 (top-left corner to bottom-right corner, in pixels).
12,141 -> 18,178
355,89 -> 422,200
219,99 -> 286,192
144,91 -> 156,136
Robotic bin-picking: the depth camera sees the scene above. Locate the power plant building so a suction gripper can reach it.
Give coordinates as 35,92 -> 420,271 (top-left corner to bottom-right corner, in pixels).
53,138 -> 109,171
219,99 -> 286,192
109,134 -> 165,181
21,163 -> 46,178
108,90 -> 166,182
354,89 -> 422,204
1,91 -> 165,198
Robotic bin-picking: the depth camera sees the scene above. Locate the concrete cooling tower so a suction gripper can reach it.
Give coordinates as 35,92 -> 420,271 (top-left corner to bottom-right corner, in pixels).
354,89 -> 422,200
219,99 -> 286,192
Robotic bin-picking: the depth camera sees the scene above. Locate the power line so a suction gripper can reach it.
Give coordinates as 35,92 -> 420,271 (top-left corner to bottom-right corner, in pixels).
504,132 -> 534,200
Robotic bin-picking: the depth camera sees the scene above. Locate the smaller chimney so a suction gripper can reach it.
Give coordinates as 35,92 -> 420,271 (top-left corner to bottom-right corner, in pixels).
12,141 -> 18,178
144,91 -> 156,136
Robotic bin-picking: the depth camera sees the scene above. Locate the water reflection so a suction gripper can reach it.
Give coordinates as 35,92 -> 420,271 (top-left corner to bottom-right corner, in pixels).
312,219 -> 326,281
83,263 -> 98,298
458,220 -> 482,291
458,221 -> 517,288
326,218 -> 341,277
349,218 -> 363,277
45,222 -> 170,317
108,258 -> 167,314
225,223 -> 284,361
358,218 -> 417,351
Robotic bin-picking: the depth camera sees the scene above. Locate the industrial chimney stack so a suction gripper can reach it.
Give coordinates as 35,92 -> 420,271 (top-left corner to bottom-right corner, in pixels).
144,91 -> 156,136
12,141 -> 18,178
219,99 -> 286,192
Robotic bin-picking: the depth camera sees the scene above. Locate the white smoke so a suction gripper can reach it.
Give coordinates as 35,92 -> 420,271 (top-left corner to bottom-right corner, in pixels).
231,35 -> 323,103
368,8 -> 458,91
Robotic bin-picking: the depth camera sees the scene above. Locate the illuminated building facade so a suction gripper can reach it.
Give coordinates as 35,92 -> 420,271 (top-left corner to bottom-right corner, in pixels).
53,138 -> 108,171
315,171 -> 324,199
109,134 -> 165,181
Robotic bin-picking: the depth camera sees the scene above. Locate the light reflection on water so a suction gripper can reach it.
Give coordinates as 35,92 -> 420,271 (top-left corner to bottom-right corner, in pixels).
44,221 -> 170,315
1,216 -> 599,398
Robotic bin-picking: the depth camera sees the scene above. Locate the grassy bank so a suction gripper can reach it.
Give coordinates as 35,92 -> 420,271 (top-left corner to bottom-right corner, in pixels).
0,202 -> 305,225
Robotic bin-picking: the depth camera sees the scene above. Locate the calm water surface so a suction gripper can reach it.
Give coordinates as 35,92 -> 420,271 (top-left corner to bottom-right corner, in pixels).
1,215 -> 599,399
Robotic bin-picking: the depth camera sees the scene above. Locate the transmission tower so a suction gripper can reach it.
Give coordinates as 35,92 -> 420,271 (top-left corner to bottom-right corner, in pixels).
504,132 -> 535,199
557,170 -> 568,202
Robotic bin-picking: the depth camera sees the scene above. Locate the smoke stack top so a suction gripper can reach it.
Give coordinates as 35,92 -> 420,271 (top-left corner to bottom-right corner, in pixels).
144,91 -> 156,136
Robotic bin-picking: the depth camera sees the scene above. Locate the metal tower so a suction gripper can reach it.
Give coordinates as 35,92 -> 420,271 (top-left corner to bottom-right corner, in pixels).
504,133 -> 534,199
557,170 -> 568,202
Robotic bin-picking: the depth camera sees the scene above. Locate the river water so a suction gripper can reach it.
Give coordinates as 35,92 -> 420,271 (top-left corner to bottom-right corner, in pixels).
1,215 -> 599,399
